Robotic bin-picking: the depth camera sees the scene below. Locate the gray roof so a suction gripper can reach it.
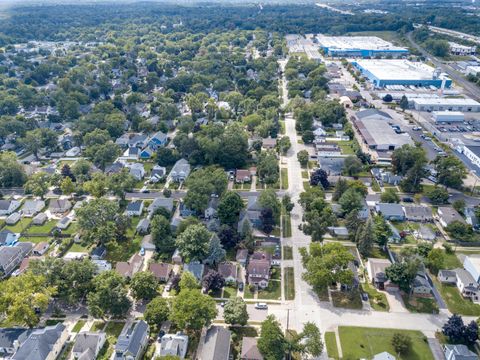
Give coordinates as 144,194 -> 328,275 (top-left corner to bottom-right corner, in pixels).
241,337 -> 263,360
404,205 -> 433,220
148,197 -> 174,213
357,109 -> 392,121
184,262 -> 205,281
197,326 -> 231,360
438,207 -> 466,225
126,200 -> 143,213
376,203 -> 404,217
455,268 -> 478,287
0,200 -> 13,211
444,344 -> 478,360
114,321 -> 148,359
0,328 -> 30,356
439,269 -> 457,278
12,323 -> 66,360
73,332 -> 104,360
170,159 -> 191,178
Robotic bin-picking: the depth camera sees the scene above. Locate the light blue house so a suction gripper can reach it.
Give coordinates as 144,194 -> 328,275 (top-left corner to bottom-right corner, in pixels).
147,131 -> 168,150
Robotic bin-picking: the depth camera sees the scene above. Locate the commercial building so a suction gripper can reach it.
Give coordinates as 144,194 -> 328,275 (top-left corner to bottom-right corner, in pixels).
351,59 -> 452,88
432,111 -> 465,123
449,42 -> 476,56
461,145 -> 480,168
353,116 -> 413,151
317,35 -> 408,58
412,98 -> 480,112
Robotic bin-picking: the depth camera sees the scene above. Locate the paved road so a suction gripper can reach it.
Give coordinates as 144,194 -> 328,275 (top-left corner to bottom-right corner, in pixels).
406,32 -> 480,102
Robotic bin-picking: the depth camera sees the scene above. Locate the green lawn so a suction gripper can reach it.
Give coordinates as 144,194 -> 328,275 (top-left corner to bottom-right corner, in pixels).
283,246 -> 293,260
368,247 -> 389,259
325,332 -> 339,360
331,290 -> 363,309
72,320 -> 86,333
337,141 -> 355,155
284,267 -> 295,300
301,170 -> 309,179
244,288 -> 255,299
69,242 -> 90,253
91,321 -> 106,331
258,280 -> 281,300
402,294 -> 439,314
361,283 -> 389,312
433,279 -> 480,316
106,236 -> 141,263
20,236 -> 52,244
443,252 -> 462,269
281,168 -> 288,190
3,218 -> 32,233
97,321 -> 126,360
223,286 -> 237,299
338,326 -> 434,360
26,220 -> 56,235
282,214 -> 292,238
105,321 -> 125,338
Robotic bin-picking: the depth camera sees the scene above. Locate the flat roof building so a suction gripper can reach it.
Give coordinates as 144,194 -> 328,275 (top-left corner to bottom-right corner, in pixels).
351,59 -> 452,88
449,42 -> 476,56
412,98 -> 480,112
353,117 -> 413,151
317,35 -> 408,58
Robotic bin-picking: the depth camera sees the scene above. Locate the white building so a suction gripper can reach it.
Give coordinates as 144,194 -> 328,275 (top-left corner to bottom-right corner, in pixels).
432,111 -> 464,123
460,145 -> 480,169
159,333 -> 189,359
464,255 -> 480,283
412,98 -> 480,112
449,42 -> 476,56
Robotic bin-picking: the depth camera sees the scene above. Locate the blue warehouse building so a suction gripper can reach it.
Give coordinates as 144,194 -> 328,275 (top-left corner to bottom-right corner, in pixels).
317,35 -> 409,58
351,59 -> 452,88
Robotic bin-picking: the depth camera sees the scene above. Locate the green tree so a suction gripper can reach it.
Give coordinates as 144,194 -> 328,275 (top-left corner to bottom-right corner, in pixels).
276,136 -> 291,155
257,151 -> 279,184
426,187 -> 449,205
169,289 -> 217,331
0,272 -> 56,327
258,188 -> 281,220
107,169 -> 136,199
446,220 -> 474,242
338,188 -> 364,216
385,260 -> 420,292
426,248 -> 445,275
223,297 -> 249,326
0,152 -> 27,187
434,155 -> 467,189
151,214 -> 174,253
60,176 -> 75,195
258,315 -> 287,360
391,332 -> 412,356
175,224 -> 211,262
380,188 -> 400,203
357,218 -> 375,257
205,234 -> 226,266
24,172 -> 50,198
76,198 -> 119,245
184,166 -> 227,213
399,95 -> 409,111
83,173 -> 108,198
343,155 -> 363,176
179,271 -> 199,291
217,191 -> 244,226
392,144 -> 427,193
87,271 -> 131,318
297,149 -> 309,167
144,297 -> 170,331
130,271 -> 158,301
373,215 -> 393,247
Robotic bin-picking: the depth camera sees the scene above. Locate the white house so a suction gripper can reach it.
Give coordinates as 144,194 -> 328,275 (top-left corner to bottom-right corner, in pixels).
0,200 -> 21,216
455,268 -> 480,303
125,200 -> 144,217
72,332 -> 106,360
159,333 -> 189,359
464,255 -> 480,283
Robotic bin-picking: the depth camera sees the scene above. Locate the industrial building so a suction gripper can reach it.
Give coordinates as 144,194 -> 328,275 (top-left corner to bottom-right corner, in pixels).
353,117 -> 413,151
317,35 -> 408,58
432,111 -> 465,123
460,145 -> 480,169
351,59 -> 452,88
449,42 -> 476,56
412,98 -> 480,112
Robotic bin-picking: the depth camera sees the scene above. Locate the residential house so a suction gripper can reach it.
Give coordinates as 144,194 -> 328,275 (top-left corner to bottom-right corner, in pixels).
169,159 -> 191,183
204,197 -> 219,220
5,212 -> 20,225
238,196 -> 262,234
0,230 -> 19,246
127,163 -> 145,181
12,323 -> 68,360
438,269 -> 457,284
32,212 -> 47,225
141,234 -> 155,251
464,255 -> 480,283
48,199 -> 72,214
136,218 -> 150,234
32,242 -> 49,256
444,344 -> 478,360
125,200 -> 144,217
0,200 -> 21,216
149,263 -> 172,282
122,147 -> 140,160
371,168 -> 402,186
56,216 -> 72,230
150,165 -> 166,183
172,249 -> 182,265
366,258 -> 392,290
105,162 -> 124,175
403,205 -> 433,222
418,225 -> 436,241
90,245 -> 107,260
318,157 -> 345,176
114,321 -> 149,360
375,203 -> 405,221
0,243 -> 32,278
465,207 -> 479,229
218,262 -> 238,283
327,226 -> 349,239
159,333 -> 188,359
147,131 -> 168,151
179,202 -> 195,217
196,326 -> 231,360
115,133 -> 148,149
236,249 -> 248,267
262,138 -> 276,150
247,252 -> 271,289
64,252 -> 88,261
373,352 -> 396,360
437,207 -> 466,228
184,261 -> 205,282
139,147 -> 154,159
455,268 -> 480,302
92,260 -> 112,274
0,328 -> 30,359
72,332 -> 106,360
411,273 -> 432,297
21,200 -> 45,217
148,197 -> 174,215
240,337 -> 263,360
236,169 -> 251,183
115,254 -> 144,279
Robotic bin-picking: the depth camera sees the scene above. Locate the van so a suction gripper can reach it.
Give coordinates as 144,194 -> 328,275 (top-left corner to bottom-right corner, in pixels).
255,302 -> 268,309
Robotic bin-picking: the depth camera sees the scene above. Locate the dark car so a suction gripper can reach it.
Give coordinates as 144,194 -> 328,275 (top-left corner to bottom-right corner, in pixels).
361,293 -> 369,301
238,282 -> 244,291
402,197 -> 414,203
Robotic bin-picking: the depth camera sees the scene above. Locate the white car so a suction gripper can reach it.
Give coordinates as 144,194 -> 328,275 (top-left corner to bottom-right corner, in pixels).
255,302 -> 268,310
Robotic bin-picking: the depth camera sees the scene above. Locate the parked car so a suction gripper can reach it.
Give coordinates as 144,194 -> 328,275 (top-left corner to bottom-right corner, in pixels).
238,282 -> 244,291
361,293 -> 369,301
140,248 -> 145,256
255,302 -> 268,309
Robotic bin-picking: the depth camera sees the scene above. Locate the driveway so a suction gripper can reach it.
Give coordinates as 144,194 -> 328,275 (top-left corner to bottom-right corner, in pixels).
383,291 -> 408,313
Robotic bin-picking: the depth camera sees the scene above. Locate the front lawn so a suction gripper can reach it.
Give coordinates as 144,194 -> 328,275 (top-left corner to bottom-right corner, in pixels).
331,290 -> 363,309
338,326 -> 434,360
91,321 -> 106,331
402,294 -> 439,314
325,332 -> 339,360
284,267 -> 295,300
257,280 -> 281,300
433,279 -> 480,316
280,168 -> 288,190
97,321 -> 126,360
282,214 -> 292,238
223,286 -> 237,299
443,252 -> 462,269
105,321 -> 125,338
72,320 -> 86,333
361,283 -> 389,312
